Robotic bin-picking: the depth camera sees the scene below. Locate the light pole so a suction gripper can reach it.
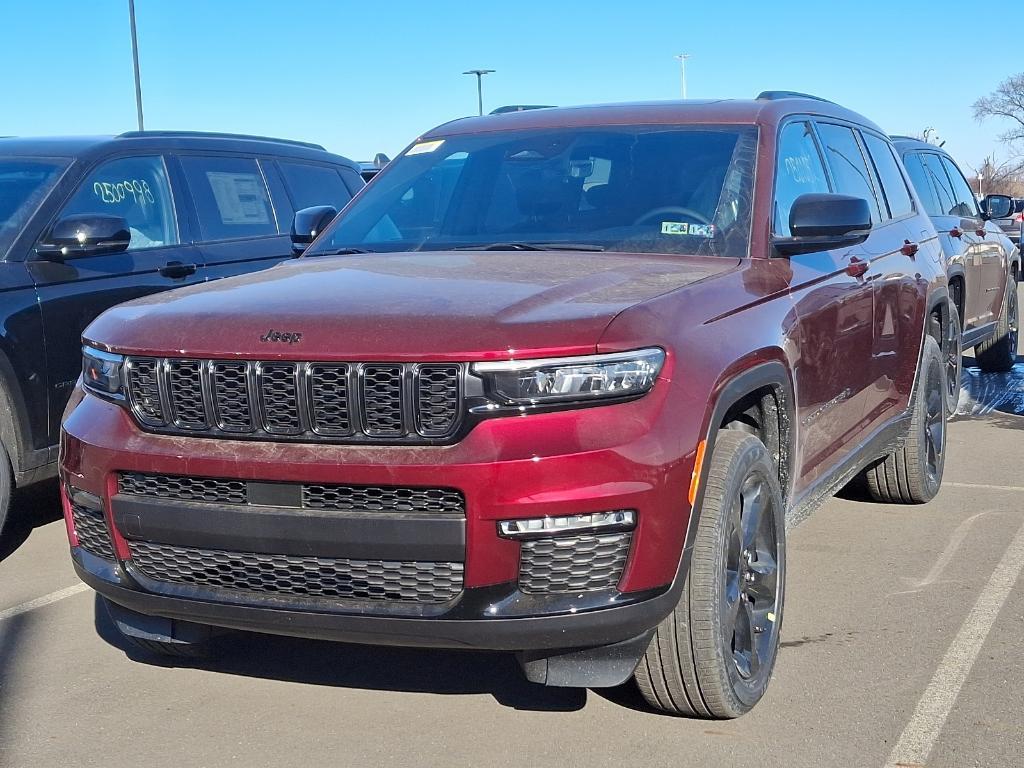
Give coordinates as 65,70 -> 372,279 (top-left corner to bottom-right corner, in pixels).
128,0 -> 144,130
674,53 -> 692,99
462,69 -> 495,116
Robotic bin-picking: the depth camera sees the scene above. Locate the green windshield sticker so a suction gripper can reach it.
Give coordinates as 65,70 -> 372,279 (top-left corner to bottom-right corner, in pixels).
661,221 -> 689,235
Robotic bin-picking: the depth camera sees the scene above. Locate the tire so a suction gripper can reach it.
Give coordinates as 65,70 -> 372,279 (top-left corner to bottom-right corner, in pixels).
0,439 -> 11,536
863,334 -> 946,504
940,309 -> 961,418
975,277 -> 1018,372
635,431 -> 785,718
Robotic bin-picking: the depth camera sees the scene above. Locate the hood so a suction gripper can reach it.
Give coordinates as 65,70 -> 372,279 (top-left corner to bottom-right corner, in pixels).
85,251 -> 737,360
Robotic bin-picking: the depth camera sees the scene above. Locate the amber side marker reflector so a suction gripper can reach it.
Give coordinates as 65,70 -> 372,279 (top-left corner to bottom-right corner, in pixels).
688,439 -> 707,506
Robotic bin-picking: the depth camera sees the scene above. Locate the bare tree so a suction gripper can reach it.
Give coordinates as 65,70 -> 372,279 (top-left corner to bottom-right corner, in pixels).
973,72 -> 1024,146
973,73 -> 1024,195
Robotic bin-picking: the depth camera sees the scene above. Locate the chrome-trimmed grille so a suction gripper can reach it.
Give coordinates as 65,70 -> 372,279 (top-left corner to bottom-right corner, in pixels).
71,502 -> 115,560
129,541 -> 464,603
518,532 -> 632,593
125,358 -> 462,442
119,472 -> 248,504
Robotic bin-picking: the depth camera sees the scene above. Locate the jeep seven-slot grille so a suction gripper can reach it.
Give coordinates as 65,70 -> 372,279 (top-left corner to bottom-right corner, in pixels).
125,358 -> 462,442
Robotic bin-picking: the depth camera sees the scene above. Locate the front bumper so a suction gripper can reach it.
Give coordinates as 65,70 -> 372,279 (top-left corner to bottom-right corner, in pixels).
62,385 -> 699,652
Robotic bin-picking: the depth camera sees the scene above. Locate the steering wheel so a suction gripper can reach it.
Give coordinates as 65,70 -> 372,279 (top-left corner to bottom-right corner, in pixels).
634,206 -> 712,227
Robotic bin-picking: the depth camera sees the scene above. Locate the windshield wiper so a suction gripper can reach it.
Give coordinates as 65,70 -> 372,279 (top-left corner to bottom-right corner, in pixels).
453,241 -> 605,252
304,247 -> 375,257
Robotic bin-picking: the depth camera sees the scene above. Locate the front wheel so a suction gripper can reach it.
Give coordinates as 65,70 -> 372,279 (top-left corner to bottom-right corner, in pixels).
635,431 -> 785,718
941,309 -> 962,418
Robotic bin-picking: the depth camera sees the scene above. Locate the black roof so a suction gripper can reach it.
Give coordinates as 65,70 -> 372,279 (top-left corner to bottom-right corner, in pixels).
0,130 -> 357,169
889,135 -> 951,156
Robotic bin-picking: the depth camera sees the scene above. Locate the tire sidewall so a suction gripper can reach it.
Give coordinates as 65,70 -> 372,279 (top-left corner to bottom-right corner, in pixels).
914,335 -> 946,500
0,439 -> 11,535
693,433 -> 786,714
944,309 -> 962,418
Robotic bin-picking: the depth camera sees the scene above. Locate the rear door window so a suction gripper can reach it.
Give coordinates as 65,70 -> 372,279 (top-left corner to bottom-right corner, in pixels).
58,155 -> 178,250
920,153 -> 958,217
772,121 -> 831,236
901,152 -> 941,217
862,133 -> 914,220
815,123 -> 883,223
940,156 -> 980,219
180,156 -> 277,241
278,162 -> 352,211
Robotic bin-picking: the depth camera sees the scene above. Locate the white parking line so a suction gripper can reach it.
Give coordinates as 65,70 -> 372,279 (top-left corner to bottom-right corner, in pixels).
943,481 -> 1024,492
888,511 -> 992,596
0,582 -> 89,622
884,518 -> 1024,768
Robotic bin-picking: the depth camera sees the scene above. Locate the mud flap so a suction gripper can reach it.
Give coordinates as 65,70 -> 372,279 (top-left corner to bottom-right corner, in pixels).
516,628 -> 655,688
104,597 -> 213,646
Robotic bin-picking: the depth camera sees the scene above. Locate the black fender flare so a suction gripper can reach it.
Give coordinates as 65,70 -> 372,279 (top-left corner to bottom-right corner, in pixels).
676,359 -> 796,583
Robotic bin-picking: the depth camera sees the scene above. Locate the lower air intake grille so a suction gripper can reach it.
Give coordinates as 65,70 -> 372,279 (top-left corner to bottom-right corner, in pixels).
129,541 -> 464,603
302,484 -> 465,515
518,532 -> 632,593
118,473 -> 248,504
72,503 -> 115,560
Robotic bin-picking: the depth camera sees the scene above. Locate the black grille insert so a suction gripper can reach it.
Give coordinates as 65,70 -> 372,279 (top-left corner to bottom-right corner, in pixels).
71,502 -> 115,560
302,484 -> 464,515
519,532 -> 632,593
119,472 -> 248,504
129,541 -> 464,603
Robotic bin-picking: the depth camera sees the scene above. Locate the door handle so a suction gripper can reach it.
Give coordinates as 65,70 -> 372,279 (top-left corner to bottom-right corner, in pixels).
901,240 -> 919,258
159,261 -> 198,279
846,256 -> 869,277
950,227 -> 962,239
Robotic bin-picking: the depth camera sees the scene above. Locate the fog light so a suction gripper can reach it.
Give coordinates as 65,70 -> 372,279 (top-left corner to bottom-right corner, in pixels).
498,510 -> 636,540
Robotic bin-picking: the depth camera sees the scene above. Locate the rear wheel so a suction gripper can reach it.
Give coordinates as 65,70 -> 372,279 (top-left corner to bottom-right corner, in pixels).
863,334 -> 946,504
635,431 -> 785,718
940,309 -> 962,418
975,278 -> 1018,372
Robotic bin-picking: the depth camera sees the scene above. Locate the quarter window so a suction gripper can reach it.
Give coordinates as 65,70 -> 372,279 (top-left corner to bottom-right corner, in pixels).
180,156 -> 277,241
863,134 -> 913,220
940,156 -> 980,219
279,162 -> 352,212
59,156 -> 177,250
815,123 -> 882,224
773,121 -> 831,236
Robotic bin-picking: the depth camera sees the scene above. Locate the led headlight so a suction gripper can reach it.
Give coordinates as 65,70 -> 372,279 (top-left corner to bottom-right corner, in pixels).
82,346 -> 125,399
473,348 -> 664,406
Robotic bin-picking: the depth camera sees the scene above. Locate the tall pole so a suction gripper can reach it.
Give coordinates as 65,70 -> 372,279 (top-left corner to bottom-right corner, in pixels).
128,0 -> 144,130
462,69 -> 495,116
674,53 -> 692,99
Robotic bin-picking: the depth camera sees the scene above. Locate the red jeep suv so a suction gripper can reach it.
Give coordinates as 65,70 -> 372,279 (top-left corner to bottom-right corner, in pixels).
61,94 -> 951,718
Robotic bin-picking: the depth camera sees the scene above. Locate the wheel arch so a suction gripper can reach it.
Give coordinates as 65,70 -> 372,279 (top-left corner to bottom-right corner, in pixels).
0,345 -> 34,479
676,357 -> 795,583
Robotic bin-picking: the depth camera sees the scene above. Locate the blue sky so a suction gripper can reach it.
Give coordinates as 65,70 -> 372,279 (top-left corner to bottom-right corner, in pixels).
1,0 -> 1018,174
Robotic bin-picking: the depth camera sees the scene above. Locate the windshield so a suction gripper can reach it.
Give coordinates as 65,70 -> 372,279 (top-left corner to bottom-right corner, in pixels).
306,125 -> 757,259
0,158 -> 69,258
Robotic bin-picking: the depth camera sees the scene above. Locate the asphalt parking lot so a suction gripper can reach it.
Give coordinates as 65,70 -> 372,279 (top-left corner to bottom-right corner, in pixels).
2,311 -> 1023,768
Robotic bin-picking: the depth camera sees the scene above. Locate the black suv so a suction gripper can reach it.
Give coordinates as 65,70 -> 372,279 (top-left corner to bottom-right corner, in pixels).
892,138 -> 1020,407
0,131 -> 361,531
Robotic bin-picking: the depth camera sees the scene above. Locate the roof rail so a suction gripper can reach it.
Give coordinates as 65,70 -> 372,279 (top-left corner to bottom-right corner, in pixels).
116,130 -> 325,151
756,90 -> 834,104
888,135 -> 919,141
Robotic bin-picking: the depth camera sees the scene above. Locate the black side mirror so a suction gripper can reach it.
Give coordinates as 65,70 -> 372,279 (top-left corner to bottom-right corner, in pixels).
772,193 -> 872,256
36,214 -> 130,259
290,205 -> 337,255
982,194 -> 1013,220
